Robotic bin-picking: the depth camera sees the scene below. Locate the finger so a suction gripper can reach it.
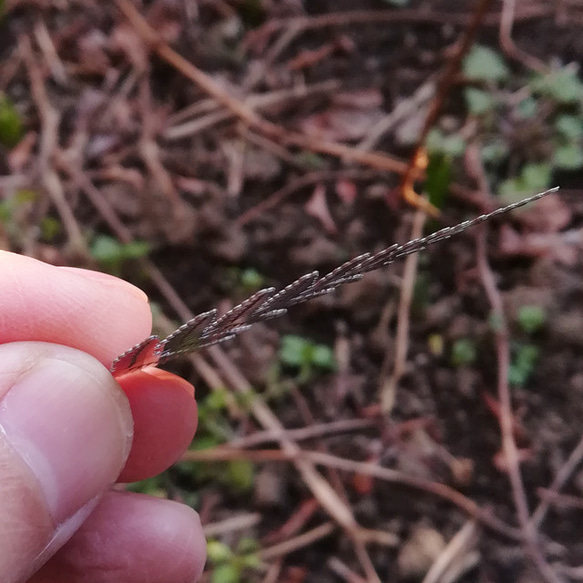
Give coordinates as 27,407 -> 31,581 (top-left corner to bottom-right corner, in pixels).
117,369 -> 198,483
29,491 -> 206,583
0,251 -> 152,366
0,342 -> 133,583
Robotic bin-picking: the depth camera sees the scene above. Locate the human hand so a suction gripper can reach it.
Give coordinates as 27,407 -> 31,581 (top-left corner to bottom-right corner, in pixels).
0,251 -> 206,583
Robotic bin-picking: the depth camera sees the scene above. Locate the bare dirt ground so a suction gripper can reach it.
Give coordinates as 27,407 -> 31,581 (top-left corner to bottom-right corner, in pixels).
1,1 -> 583,582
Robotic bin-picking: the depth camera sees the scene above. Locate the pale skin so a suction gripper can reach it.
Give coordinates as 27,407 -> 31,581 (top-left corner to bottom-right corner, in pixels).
0,251 -> 206,583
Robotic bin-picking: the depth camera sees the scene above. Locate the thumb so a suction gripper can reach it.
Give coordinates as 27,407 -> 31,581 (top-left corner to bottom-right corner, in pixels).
0,342 -> 133,583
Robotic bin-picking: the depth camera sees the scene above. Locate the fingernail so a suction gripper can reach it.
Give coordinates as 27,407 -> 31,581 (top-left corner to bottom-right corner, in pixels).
0,355 -> 133,524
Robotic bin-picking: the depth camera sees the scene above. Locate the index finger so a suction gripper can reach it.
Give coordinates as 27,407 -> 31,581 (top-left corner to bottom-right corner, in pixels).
0,251 -> 152,367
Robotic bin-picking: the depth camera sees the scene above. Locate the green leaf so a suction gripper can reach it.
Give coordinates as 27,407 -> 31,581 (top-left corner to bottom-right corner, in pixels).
464,88 -> 496,115
236,537 -> 260,555
207,541 -> 234,564
426,128 -> 465,157
242,553 -> 261,569
15,189 -> 37,203
123,240 -> 150,259
508,344 -> 539,386
90,235 -> 150,270
481,140 -> 509,165
425,154 -> 452,210
0,95 -> 23,147
522,163 -> 552,190
203,389 -> 229,412
311,344 -> 336,370
0,201 -> 11,222
212,564 -> 240,583
463,45 -> 509,83
498,162 -> 552,199
517,305 -> 546,335
240,267 -> 264,290
553,143 -> 583,170
555,115 -> 583,141
90,236 -> 121,262
450,338 -> 477,368
280,335 -> 310,367
516,97 -> 537,119
41,217 -> 61,241
531,68 -> 583,104
226,460 -> 254,492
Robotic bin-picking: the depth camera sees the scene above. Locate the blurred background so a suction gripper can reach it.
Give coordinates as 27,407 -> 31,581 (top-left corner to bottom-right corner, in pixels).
1,1 -> 583,581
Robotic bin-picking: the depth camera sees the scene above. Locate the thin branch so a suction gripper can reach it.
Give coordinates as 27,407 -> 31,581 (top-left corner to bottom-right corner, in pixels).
476,227 -> 564,583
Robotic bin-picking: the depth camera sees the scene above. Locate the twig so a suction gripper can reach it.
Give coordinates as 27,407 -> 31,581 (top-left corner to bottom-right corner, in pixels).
33,17 -> 67,85
230,418 -> 375,449
380,0 -> 493,407
236,169 -> 381,226
183,446 -> 521,540
355,79 -> 436,154
327,557 -> 368,583
164,79 -> 340,141
203,513 -> 261,538
400,0 -> 494,209
208,347 -> 382,583
379,208 -> 426,412
422,520 -> 479,583
531,432 -> 583,529
476,227 -> 564,583
244,6 -> 553,56
73,153 -> 377,575
115,0 -> 409,179
258,522 -> 336,561
260,560 -> 283,583
500,0 -> 548,73
19,35 -> 86,254
536,489 -> 583,512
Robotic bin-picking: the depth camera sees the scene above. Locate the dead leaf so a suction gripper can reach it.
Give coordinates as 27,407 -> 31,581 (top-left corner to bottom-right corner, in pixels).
335,178 -> 357,205
305,184 -> 337,234
298,89 -> 385,142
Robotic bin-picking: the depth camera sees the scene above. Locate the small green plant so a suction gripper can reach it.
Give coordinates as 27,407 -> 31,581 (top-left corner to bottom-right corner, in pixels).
279,334 -> 336,384
0,190 -> 40,245
0,190 -> 36,222
450,338 -> 477,368
498,162 -> 552,200
0,94 -> 23,147
89,235 -> 150,275
456,45 -> 583,195
463,45 -> 510,84
517,305 -> 546,335
207,538 -> 261,583
426,128 -> 466,158
40,216 -> 62,241
180,388 -> 256,494
425,153 -> 452,211
508,343 -> 540,387
222,266 -> 266,296
530,66 -> 583,105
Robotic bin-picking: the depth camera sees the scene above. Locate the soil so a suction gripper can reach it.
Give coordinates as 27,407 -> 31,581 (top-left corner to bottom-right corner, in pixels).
1,1 -> 583,582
